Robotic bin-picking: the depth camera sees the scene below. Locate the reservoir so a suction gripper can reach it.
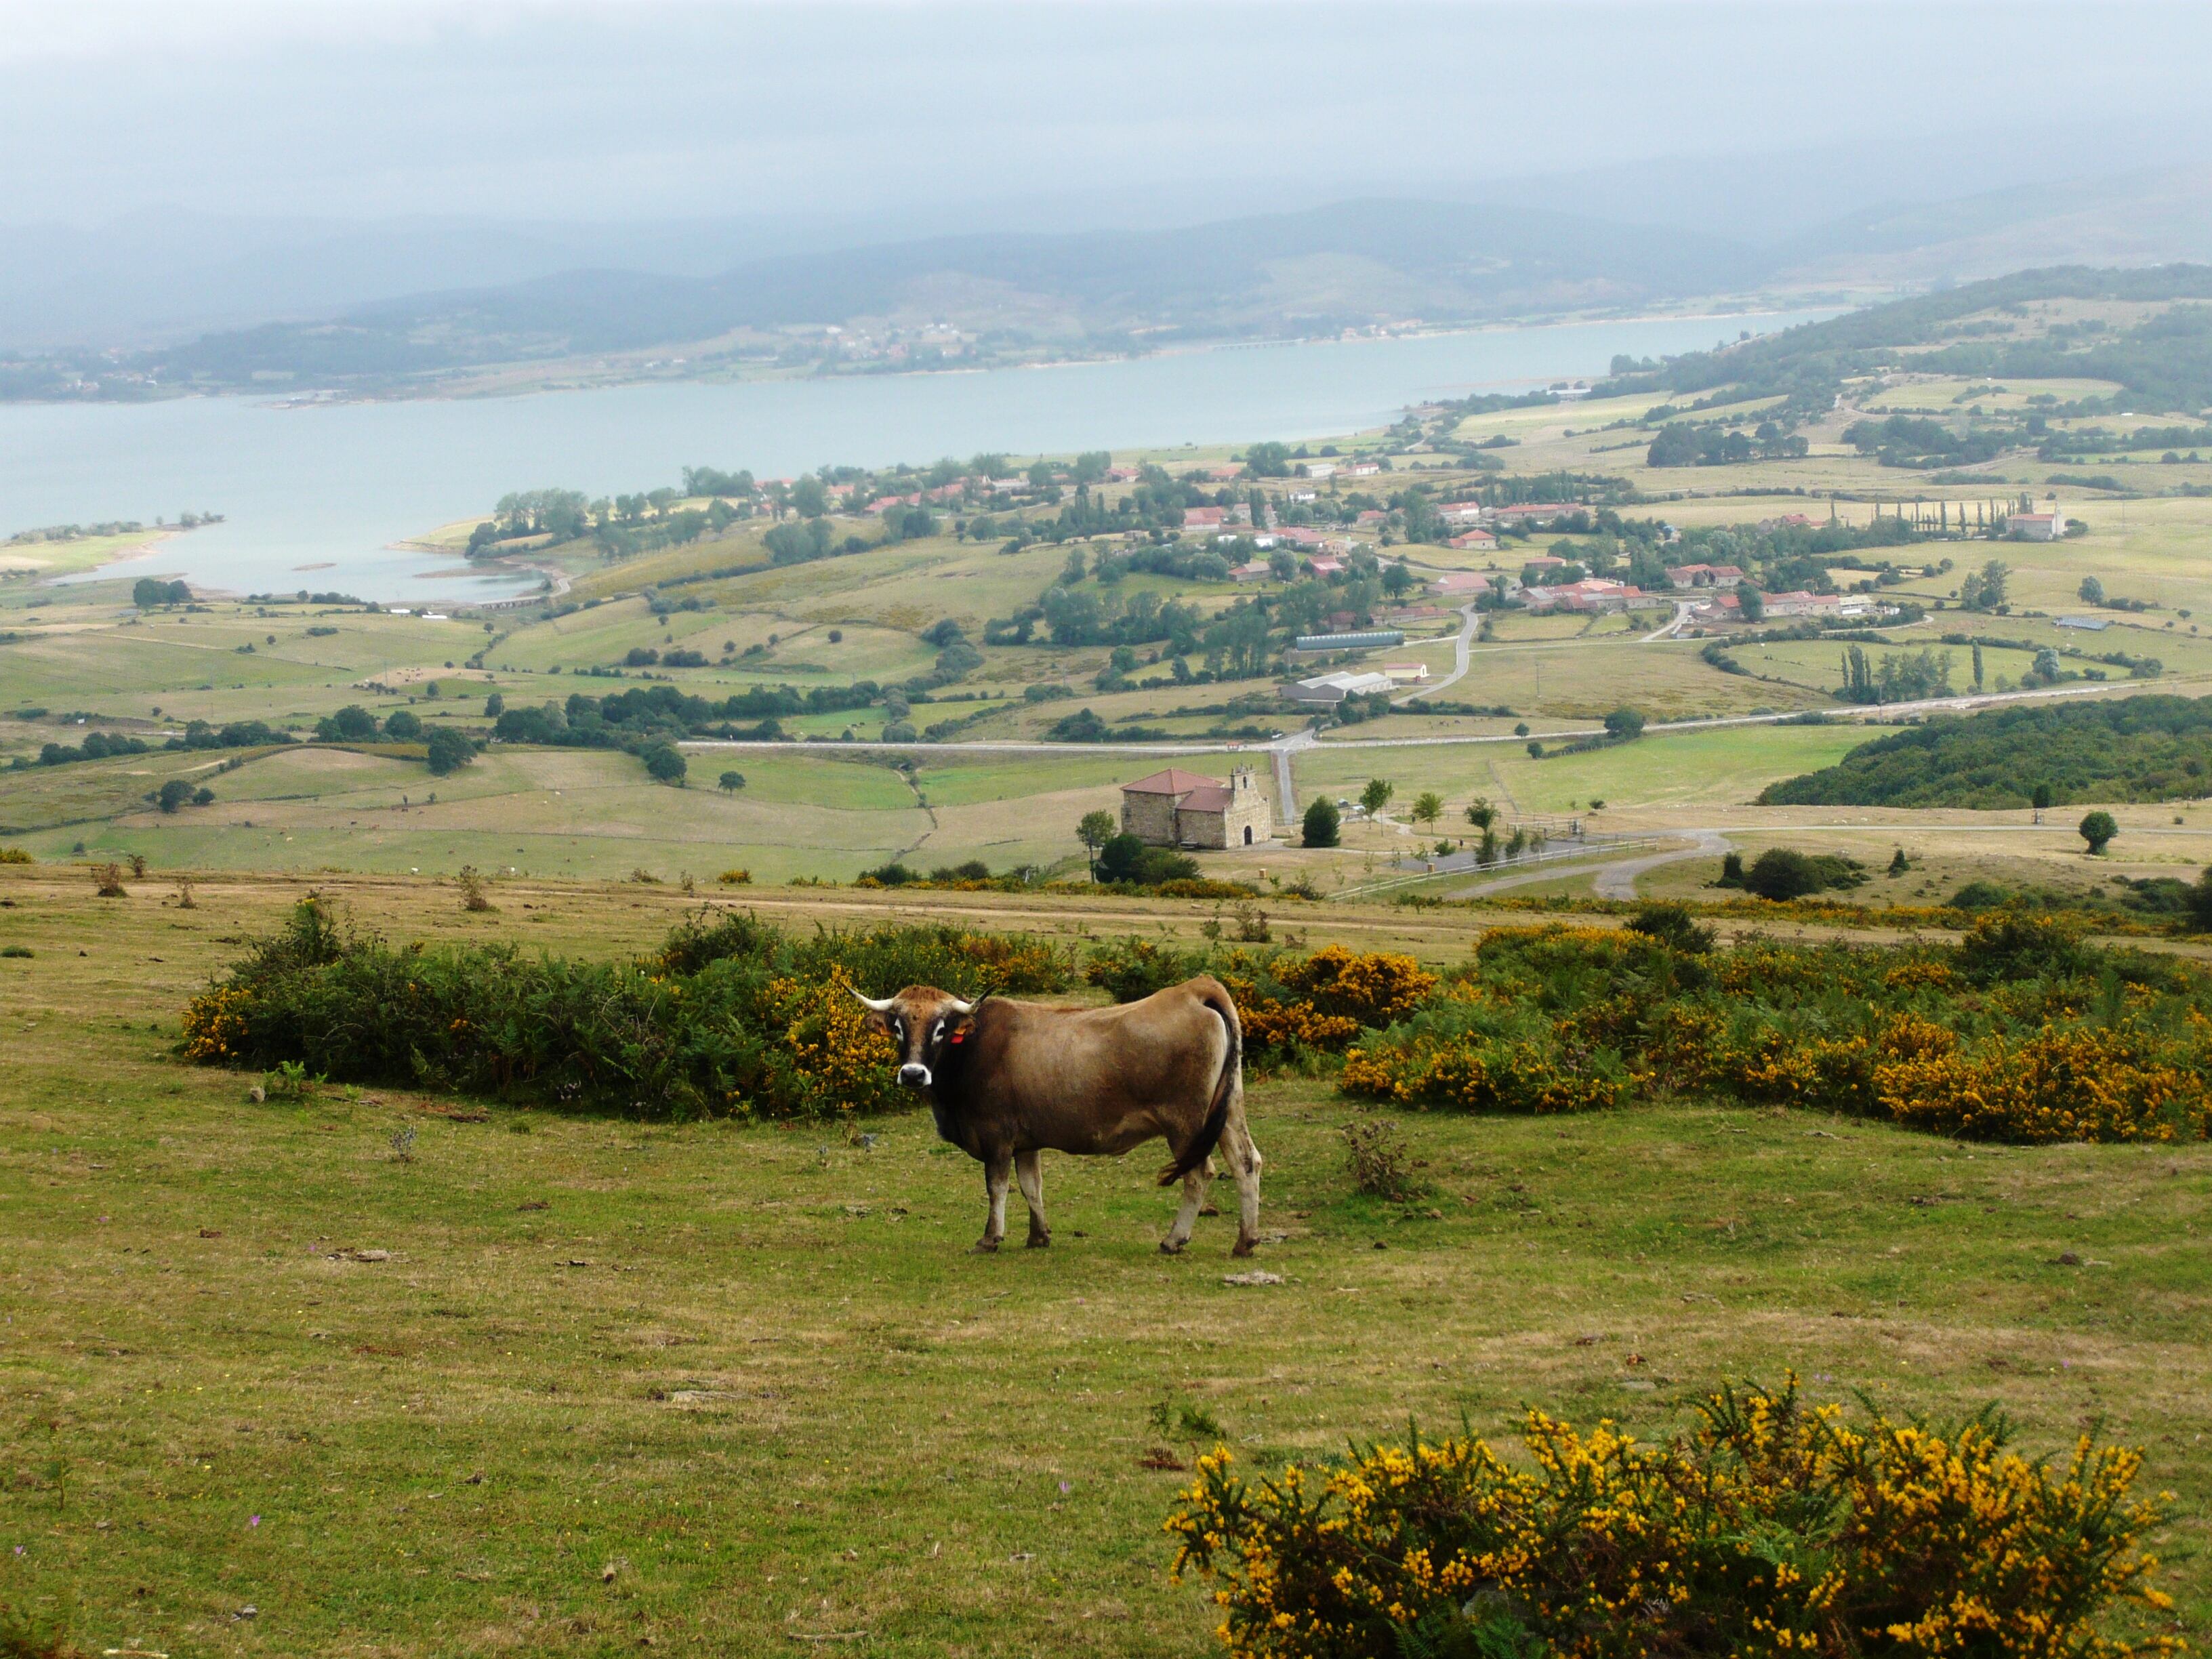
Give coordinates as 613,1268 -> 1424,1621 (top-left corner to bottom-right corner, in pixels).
0,310 -> 1834,602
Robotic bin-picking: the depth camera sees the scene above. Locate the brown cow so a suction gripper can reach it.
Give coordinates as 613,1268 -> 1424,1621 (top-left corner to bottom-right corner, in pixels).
853,976 -> 1261,1255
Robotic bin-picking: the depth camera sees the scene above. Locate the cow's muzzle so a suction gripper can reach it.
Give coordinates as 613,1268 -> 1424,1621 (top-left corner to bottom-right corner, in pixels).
898,1063 -> 933,1088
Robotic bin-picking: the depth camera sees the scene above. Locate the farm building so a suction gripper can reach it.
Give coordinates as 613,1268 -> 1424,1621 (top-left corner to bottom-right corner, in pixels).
1281,671 -> 1395,706
1290,628 -> 1405,655
2006,508 -> 2066,541
1119,766 -> 1272,850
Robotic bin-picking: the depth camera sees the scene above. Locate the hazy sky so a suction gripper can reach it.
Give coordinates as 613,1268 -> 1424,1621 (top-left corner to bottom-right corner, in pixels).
5,1 -> 2211,232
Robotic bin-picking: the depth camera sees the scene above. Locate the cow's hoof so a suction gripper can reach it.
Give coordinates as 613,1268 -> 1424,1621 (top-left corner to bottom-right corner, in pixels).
1231,1237 -> 1257,1258
1158,1238 -> 1188,1256
970,1239 -> 1001,1254
1025,1233 -> 1051,1250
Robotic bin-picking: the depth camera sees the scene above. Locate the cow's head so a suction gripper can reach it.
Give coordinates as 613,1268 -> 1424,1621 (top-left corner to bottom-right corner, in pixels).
852,985 -> 975,1090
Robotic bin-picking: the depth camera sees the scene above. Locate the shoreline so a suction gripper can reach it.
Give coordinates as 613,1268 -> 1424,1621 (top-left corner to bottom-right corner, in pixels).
0,298 -> 1847,413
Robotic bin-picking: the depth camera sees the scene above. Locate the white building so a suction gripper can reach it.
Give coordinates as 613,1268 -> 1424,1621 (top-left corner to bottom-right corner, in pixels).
1281,671 -> 1395,707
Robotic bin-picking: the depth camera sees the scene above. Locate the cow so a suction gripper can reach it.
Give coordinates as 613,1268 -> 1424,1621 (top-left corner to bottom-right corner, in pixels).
851,976 -> 1261,1256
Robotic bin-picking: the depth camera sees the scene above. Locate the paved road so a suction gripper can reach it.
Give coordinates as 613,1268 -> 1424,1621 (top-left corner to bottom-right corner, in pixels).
1593,829 -> 1732,899
1438,819 -> 2212,904
682,677 -> 2198,775
1393,604 -> 1479,705
1641,600 -> 1697,643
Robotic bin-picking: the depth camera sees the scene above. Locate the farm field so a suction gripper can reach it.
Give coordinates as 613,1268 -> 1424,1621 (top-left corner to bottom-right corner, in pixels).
1,869 -> 2208,1656
0,742 -> 1285,882
1294,722 -> 1877,817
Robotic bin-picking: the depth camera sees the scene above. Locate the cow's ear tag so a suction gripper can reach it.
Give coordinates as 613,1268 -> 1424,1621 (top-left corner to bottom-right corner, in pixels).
949,1028 -> 967,1045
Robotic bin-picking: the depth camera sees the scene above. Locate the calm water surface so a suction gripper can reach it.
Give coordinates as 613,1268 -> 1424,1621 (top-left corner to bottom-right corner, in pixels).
0,310 -> 1834,602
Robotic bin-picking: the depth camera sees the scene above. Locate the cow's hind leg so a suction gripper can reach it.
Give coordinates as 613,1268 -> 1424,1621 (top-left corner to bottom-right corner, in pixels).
1160,1162 -> 1209,1255
1015,1150 -> 1050,1248
1220,1105 -> 1264,1257
975,1153 -> 1012,1253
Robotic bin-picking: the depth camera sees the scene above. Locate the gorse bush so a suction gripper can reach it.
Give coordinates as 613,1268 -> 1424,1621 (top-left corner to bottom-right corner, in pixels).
186,904 -> 2212,1143
1167,1376 -> 2179,1659
1084,940 -> 1434,1059
182,899 -> 1069,1120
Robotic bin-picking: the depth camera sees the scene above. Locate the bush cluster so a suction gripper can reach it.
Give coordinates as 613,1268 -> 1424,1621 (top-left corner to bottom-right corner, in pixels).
1167,1376 -> 2179,1659
181,899 -> 1069,1119
1085,940 -> 1434,1060
1336,916 -> 2212,1143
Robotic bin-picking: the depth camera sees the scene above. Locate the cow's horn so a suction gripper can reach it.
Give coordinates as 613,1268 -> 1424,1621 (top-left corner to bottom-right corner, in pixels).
944,997 -> 973,1015
850,988 -> 897,1012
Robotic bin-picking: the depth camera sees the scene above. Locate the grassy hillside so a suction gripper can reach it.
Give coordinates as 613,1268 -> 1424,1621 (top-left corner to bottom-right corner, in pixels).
1,869 -> 2207,1655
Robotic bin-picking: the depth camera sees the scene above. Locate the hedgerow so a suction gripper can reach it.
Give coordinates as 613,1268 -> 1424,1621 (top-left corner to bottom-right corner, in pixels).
187,900 -> 2212,1143
182,897 -> 1069,1120
1166,1375 -> 2180,1659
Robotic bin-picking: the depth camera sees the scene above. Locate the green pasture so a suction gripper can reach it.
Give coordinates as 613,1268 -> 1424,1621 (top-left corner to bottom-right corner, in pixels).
1,869 -> 2208,1656
1296,723 -> 1875,818
1,743 -> 1203,881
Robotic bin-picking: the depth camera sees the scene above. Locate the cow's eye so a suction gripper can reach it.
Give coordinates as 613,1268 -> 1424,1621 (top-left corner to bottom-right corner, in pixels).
891,1018 -> 903,1039
931,1019 -> 945,1042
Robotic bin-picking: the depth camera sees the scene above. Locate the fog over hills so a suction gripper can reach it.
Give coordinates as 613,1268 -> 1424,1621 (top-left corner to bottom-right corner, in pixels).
12,160 -> 2212,400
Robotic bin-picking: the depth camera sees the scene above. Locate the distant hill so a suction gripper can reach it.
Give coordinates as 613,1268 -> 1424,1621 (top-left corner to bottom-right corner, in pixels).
1757,697 -> 2212,809
119,198 -> 1756,390
14,165 -> 2212,399
1597,264 -> 2212,415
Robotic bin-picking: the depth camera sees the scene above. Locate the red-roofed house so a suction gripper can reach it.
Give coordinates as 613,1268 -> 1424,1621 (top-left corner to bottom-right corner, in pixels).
1120,766 -> 1272,850
1448,529 -> 1498,551
1666,563 -> 1744,590
1183,507 -> 1227,532
1305,555 -> 1347,578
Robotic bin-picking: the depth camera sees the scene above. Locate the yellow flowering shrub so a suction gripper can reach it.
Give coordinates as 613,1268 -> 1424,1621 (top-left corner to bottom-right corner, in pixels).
180,985 -> 254,1062
1274,945 -> 1437,1028
1876,1024 -> 2212,1143
752,968 -> 901,1118
1167,1376 -> 2179,1659
1340,1031 -> 1627,1115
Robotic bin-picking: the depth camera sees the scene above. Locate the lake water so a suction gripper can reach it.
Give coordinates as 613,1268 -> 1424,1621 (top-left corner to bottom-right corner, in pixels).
0,310 -> 1835,602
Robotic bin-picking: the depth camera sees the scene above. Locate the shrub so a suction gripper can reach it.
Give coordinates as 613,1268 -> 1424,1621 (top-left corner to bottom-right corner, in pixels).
640,741 -> 687,785
90,862 -> 126,898
1742,846 -> 1866,901
2081,809 -> 2120,855
1339,1118 -> 1420,1200
0,847 -> 31,865
718,868 -> 752,885
1168,1376 -> 2179,1659
180,901 -> 1068,1118
1340,1019 -> 1629,1115
1624,901 -> 1714,954
1097,834 -> 1201,887
456,866 -> 494,912
1300,798 -> 1339,848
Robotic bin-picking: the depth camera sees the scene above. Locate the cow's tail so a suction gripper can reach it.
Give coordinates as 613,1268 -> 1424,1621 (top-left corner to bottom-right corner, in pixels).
1159,982 -> 1242,1186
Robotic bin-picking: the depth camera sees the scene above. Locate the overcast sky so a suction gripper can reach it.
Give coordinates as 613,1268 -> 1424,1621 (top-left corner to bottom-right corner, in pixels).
5,1 -> 2211,232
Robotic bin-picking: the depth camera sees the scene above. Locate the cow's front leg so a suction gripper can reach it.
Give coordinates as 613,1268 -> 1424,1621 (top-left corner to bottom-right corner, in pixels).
974,1153 -> 1012,1253
1160,1163 -> 1208,1254
1015,1150 -> 1050,1248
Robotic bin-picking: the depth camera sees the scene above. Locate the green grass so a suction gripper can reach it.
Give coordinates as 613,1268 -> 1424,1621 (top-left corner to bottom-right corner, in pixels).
0,869 -> 2206,1656
1297,724 -> 1875,817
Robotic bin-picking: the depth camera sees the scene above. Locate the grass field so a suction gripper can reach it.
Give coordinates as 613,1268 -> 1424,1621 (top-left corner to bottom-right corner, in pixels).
1,869 -> 2207,1656
1296,723 -> 1876,819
